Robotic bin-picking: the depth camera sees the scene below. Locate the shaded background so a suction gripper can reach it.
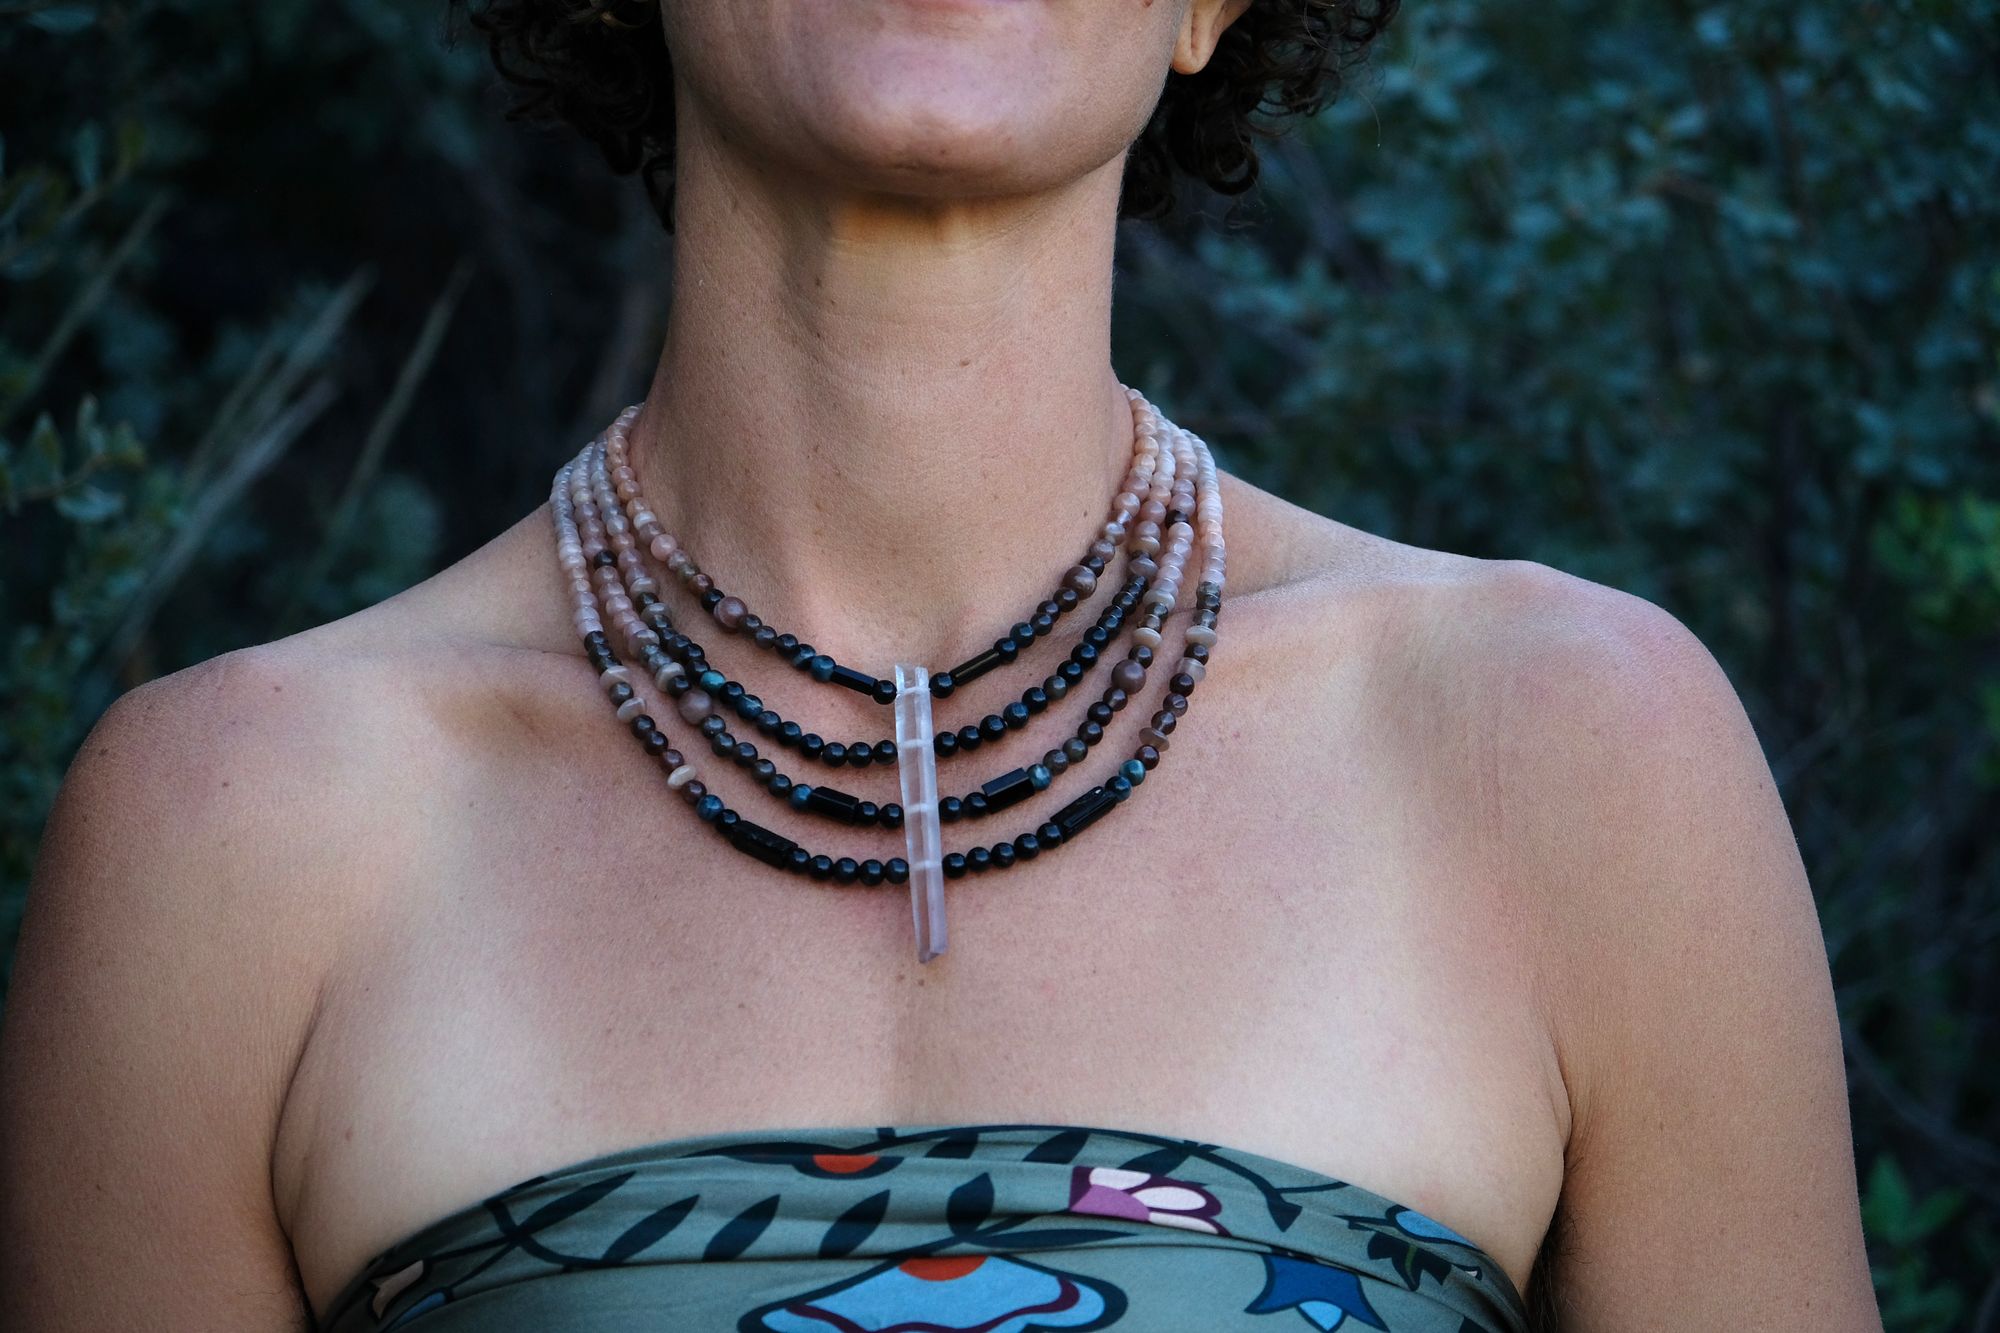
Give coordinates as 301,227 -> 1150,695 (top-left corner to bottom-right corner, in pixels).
2,0 -> 1995,1322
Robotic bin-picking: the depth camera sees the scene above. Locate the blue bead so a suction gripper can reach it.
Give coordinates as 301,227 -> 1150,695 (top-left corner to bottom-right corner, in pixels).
1120,759 -> 1146,786
698,669 -> 725,692
789,784 -> 813,809
1028,764 -> 1052,790
1107,775 -> 1133,800
810,654 -> 836,682
695,794 -> 723,821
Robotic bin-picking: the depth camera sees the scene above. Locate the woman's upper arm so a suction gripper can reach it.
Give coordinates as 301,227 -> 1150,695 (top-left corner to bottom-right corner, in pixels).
0,656 -> 333,1330
1512,577 -> 1882,1328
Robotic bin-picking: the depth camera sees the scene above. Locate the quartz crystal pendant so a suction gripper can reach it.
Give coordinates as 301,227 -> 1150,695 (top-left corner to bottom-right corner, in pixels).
893,662 -> 947,962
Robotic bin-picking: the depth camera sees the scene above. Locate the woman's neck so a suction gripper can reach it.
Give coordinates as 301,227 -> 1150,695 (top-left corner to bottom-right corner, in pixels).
622,116 -> 1139,670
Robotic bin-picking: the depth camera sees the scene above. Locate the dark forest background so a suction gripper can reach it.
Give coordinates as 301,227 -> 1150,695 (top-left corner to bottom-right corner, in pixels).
2,0 -> 1995,1322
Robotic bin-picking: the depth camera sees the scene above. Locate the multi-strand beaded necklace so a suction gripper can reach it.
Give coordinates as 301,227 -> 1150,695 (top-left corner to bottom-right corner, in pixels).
550,384 -> 1225,962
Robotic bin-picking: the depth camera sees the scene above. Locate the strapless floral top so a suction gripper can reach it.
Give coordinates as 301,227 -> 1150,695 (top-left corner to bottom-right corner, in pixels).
314,1122 -> 1530,1333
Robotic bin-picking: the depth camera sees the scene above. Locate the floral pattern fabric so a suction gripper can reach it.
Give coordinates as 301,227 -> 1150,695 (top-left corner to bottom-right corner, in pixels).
313,1123 -> 1529,1333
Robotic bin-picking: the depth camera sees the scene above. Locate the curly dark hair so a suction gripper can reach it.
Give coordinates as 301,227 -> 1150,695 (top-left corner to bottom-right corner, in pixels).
447,0 -> 1399,230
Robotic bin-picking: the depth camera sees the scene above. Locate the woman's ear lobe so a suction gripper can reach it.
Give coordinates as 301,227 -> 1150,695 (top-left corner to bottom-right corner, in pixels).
1171,0 -> 1257,76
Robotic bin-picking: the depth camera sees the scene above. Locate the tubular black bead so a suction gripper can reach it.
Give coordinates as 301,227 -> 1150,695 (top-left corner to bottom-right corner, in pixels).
805,785 -> 865,824
980,767 -> 1036,813
729,818 -> 798,869
948,647 -> 1004,685
829,664 -> 880,697
1052,785 -> 1116,839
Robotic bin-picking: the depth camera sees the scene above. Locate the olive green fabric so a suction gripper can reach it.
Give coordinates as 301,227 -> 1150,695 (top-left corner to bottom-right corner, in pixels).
315,1122 -> 1528,1333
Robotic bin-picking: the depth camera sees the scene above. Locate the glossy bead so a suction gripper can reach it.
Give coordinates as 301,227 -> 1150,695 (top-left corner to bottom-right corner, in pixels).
677,689 -> 713,725
695,793 -> 724,821
943,852 -> 968,879
713,595 -> 748,630
1120,759 -> 1147,786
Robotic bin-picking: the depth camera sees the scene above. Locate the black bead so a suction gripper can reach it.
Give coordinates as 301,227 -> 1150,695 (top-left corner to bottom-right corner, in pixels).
1171,672 -> 1196,695
934,730 -> 959,758
822,742 -> 848,766
1058,660 -> 1084,683
608,681 -> 635,705
859,859 -> 885,886
939,796 -> 963,822
728,818 -> 798,869
1072,642 -> 1099,668
769,774 -> 793,797
873,740 -> 897,765
751,758 -> 776,780
990,841 -> 1017,869
1056,588 -> 1080,610
979,767 -> 1035,813
948,647 -> 1003,685
829,664 -> 879,697
1063,737 -> 1088,762
833,857 -> 859,884
1011,621 -> 1035,644
758,710 -> 782,736
1002,702 -> 1030,729
965,791 -> 990,816
805,785 -> 864,824
980,714 -> 1007,741
885,858 -> 910,884
1051,785 -> 1116,839
788,846 -> 812,872
592,549 -> 616,569
700,714 -> 726,737
1087,702 -> 1113,726
721,681 -> 745,703
1014,833 -> 1041,860
776,633 -> 799,653
630,713 -> 656,737
880,803 -> 904,830
700,588 -> 724,610
741,613 -> 764,633
943,853 -> 968,879
810,854 -> 834,880
1038,821 -> 1063,846
929,671 -> 956,699
1164,693 -> 1189,716
956,724 -> 983,751
872,678 -> 898,705
1024,686 -> 1048,713
995,637 -> 1019,663
1137,744 -> 1161,769
781,720 -> 803,744
801,733 -> 825,758
1085,625 -> 1110,648
733,740 -> 757,763
968,846 -> 993,872
1031,611 -> 1056,635
847,742 -> 872,769
642,730 -> 669,756
1079,720 -> 1104,746
856,801 -> 880,824
752,626 -> 778,649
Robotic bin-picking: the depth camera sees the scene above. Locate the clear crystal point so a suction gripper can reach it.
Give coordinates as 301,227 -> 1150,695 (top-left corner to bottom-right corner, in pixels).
893,662 -> 947,963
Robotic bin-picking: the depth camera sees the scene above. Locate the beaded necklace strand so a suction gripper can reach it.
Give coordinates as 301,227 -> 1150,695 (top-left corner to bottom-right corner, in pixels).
549,384 -> 1225,961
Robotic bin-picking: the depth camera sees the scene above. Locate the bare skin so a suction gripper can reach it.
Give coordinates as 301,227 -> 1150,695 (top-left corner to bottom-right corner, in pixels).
0,0 -> 1879,1327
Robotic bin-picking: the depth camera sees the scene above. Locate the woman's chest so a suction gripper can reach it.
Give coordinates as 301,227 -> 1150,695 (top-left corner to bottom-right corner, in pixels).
275,743 -> 1569,1320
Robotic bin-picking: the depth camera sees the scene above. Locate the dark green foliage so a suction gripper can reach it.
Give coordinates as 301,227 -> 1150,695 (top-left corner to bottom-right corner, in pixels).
2,0 -> 1993,1322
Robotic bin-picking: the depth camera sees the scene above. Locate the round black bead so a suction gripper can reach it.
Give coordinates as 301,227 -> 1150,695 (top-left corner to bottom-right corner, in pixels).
810,854 -> 834,880
930,672 -> 956,699
859,859 -> 885,886
700,714 -> 726,737
872,678 -> 898,705
935,730 -> 959,758
995,637 -> 1019,663
1038,821 -> 1063,846
788,847 -> 812,872
608,681 -> 635,706
857,801 -> 880,824
943,853 -> 968,879
873,740 -> 897,765
885,858 -> 910,884
776,633 -> 800,653
1087,702 -> 1113,726
721,681 -> 745,703
880,803 -> 904,830
758,710 -> 783,735
1079,720 -> 1104,746
1024,686 -> 1049,713
1058,660 -> 1085,683
957,724 -> 983,750
1056,588 -> 1080,611
966,792 -> 989,816
968,846 -> 993,872
940,796 -> 963,822
781,720 -> 803,743
1031,611 -> 1056,635
1014,833 -> 1041,860
642,730 -> 669,756
1002,702 -> 1030,729
700,588 -> 724,610
801,733 -> 825,759
847,742 -> 872,769
1171,672 -> 1196,695
1085,625 -> 1110,648
833,857 -> 859,884
733,740 -> 757,763
822,741 -> 848,765
695,794 -> 723,822
990,841 -> 1017,869
1011,621 -> 1035,644
592,550 -> 616,569
769,774 -> 793,797
980,714 -> 1007,741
